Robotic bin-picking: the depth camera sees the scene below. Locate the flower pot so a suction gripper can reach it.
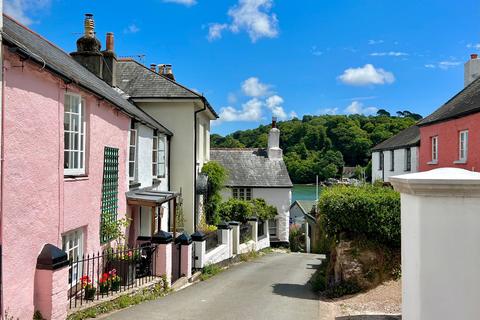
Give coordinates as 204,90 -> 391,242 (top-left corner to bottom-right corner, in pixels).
84,287 -> 96,300
111,279 -> 121,291
99,283 -> 109,295
109,260 -> 136,286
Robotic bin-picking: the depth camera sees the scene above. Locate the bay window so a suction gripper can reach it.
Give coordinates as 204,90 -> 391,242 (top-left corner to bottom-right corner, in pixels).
64,94 -> 86,175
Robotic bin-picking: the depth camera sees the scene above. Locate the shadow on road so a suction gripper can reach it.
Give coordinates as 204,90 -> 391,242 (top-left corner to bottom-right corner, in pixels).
271,283 -> 318,300
335,316 -> 401,320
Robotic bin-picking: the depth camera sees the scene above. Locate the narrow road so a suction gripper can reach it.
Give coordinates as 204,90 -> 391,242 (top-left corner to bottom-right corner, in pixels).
105,252 -> 324,320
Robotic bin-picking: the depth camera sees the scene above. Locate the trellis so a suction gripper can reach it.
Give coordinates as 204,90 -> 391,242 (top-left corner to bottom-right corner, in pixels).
100,147 -> 119,243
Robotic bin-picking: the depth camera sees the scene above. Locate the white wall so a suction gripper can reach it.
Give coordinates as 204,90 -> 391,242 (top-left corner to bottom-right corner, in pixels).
135,123 -> 154,188
372,146 -> 419,183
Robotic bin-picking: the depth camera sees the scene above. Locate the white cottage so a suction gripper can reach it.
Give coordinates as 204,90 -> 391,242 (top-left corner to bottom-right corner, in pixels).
371,125 -> 420,183
210,118 -> 293,245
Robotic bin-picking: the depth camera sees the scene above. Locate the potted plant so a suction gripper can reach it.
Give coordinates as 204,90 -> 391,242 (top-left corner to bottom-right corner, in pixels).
81,275 -> 96,300
109,269 -> 121,291
98,273 -> 110,295
107,246 -> 139,286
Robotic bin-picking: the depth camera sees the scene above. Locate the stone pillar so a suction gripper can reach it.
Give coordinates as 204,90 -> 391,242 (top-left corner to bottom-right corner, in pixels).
248,217 -> 258,249
152,230 -> 173,285
390,168 -> 480,320
176,233 -> 193,279
218,221 -> 233,258
229,221 -> 240,255
34,244 -> 69,320
191,231 -> 207,269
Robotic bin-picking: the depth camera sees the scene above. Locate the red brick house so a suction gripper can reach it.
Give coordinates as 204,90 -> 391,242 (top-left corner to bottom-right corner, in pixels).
418,54 -> 480,172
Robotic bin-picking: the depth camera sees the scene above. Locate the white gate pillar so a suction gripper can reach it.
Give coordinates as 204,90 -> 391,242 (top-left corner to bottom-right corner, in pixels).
390,168 -> 480,320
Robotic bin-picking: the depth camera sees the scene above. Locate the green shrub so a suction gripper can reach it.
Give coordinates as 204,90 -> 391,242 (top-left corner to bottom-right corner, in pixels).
324,281 -> 361,299
201,161 -> 228,225
289,225 -> 304,252
318,185 -> 400,247
201,264 -> 223,281
218,198 -> 277,223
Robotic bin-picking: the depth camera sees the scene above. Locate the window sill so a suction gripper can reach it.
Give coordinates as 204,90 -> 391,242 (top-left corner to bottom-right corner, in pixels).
454,160 -> 467,164
427,161 -> 438,165
64,175 -> 89,181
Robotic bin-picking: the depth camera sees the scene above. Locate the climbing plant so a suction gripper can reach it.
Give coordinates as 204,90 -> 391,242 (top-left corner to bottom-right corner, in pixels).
201,161 -> 228,225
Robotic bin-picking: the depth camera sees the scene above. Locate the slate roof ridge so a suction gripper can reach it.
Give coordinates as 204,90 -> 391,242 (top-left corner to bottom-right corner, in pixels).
371,125 -> 420,151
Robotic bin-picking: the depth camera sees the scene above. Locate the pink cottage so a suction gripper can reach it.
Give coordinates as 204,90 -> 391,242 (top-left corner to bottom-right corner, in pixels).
0,15 -> 173,319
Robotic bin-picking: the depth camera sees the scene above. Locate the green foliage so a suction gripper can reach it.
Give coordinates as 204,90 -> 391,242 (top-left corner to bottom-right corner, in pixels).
309,258 -> 329,292
324,281 -> 361,299
101,218 -> 131,246
211,114 -> 418,183
319,185 -> 401,247
201,161 -> 228,225
201,264 -> 223,281
218,198 -> 277,222
289,225 -> 305,252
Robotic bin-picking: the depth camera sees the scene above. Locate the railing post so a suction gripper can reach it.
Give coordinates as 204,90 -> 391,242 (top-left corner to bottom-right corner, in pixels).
176,233 -> 193,279
34,244 -> 69,320
191,231 -> 207,269
229,221 -> 240,255
248,217 -> 259,249
217,221 -> 233,258
151,231 -> 173,286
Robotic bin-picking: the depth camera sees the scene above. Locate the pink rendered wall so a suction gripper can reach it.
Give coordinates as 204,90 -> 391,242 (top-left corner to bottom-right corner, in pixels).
419,112 -> 480,172
2,50 -> 129,319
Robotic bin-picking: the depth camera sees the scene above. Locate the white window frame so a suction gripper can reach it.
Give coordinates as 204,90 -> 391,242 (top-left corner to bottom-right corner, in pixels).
379,152 -> 384,170
431,136 -> 438,163
129,129 -> 137,181
405,148 -> 412,171
64,94 -> 86,176
153,135 -> 166,178
459,130 -> 468,162
390,150 -> 395,171
232,188 -> 252,201
62,229 -> 83,285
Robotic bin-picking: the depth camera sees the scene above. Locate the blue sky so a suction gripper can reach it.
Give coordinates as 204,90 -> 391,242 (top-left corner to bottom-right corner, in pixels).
5,0 -> 480,135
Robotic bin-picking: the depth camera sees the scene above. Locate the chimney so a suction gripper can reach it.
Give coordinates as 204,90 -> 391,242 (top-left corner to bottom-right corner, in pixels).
150,64 -> 157,72
267,117 -> 283,160
158,64 -> 166,75
101,32 -> 117,87
464,53 -> 480,87
71,14 -> 104,78
164,64 -> 175,81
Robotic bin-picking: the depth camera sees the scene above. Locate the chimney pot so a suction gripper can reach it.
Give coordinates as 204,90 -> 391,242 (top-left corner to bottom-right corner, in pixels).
150,64 -> 157,72
158,64 -> 166,75
84,13 -> 95,38
472,54 -> 478,60
164,64 -> 175,81
272,117 -> 277,128
106,32 -> 114,51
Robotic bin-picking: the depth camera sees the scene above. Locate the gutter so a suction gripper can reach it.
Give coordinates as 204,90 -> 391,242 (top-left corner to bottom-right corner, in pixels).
193,98 -> 207,230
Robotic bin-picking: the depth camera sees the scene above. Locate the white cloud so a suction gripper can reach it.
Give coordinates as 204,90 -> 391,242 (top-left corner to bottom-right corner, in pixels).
319,107 -> 339,115
425,64 -> 436,69
219,98 -> 263,122
311,46 -> 323,56
438,61 -> 461,70
265,95 -> 287,119
227,93 -> 238,105
289,111 -> 298,119
162,0 -> 197,6
368,39 -> 384,45
467,43 -> 480,50
345,101 -> 378,115
241,77 -> 271,97
208,0 -> 279,43
5,0 -> 51,25
338,64 -> 395,86
207,23 -> 228,41
370,51 -> 408,57
124,24 -> 140,34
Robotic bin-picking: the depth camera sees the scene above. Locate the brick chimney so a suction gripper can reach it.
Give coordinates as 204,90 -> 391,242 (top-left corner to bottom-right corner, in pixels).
267,117 -> 283,160
464,53 -> 480,87
101,32 -> 117,87
71,14 -> 104,78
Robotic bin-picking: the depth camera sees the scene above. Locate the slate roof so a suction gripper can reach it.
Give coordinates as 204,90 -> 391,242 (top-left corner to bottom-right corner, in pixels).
210,148 -> 293,188
116,60 -> 218,118
418,77 -> 480,126
371,125 -> 420,151
2,15 -> 172,135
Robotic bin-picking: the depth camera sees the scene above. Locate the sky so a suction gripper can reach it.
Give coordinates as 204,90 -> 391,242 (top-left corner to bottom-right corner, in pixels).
4,0 -> 480,135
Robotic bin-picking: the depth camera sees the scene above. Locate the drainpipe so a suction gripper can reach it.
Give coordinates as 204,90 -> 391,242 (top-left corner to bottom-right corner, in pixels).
193,98 -> 207,231
0,51 -> 5,318
167,135 -> 171,230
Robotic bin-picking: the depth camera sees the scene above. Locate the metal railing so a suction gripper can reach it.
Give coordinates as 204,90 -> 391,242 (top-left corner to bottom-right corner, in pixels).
240,223 -> 252,244
205,231 -> 220,253
68,244 -> 158,309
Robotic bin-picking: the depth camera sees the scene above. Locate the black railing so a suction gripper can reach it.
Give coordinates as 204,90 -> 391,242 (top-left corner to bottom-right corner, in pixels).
205,231 -> 220,253
258,220 -> 265,238
240,223 -> 252,244
68,244 -> 158,309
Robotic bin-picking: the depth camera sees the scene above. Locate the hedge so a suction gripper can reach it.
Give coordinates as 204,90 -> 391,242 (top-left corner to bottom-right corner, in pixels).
318,185 -> 400,247
218,198 -> 277,223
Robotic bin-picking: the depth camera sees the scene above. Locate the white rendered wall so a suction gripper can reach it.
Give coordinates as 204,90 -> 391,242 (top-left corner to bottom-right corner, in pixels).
135,123 -> 154,188
391,168 -> 480,320
372,147 -> 419,183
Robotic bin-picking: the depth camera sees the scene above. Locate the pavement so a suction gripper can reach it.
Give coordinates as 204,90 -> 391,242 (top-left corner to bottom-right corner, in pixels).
104,252 -> 325,320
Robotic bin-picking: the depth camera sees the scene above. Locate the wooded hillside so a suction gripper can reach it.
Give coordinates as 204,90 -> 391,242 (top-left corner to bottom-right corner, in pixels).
211,112 -> 419,183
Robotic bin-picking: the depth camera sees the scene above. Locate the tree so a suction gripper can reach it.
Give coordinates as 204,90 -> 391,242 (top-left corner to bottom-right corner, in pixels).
377,109 -> 391,117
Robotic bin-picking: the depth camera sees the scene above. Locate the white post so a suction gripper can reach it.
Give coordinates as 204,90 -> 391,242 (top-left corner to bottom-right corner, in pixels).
305,221 -> 311,253
248,218 -> 258,250
191,232 -> 206,269
230,222 -> 240,255
390,168 -> 480,320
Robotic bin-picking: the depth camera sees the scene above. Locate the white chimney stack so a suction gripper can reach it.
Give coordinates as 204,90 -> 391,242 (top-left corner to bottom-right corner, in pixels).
268,117 -> 283,160
464,54 -> 480,87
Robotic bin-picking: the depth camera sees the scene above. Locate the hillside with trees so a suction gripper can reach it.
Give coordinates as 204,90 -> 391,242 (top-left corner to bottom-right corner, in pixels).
211,111 -> 420,183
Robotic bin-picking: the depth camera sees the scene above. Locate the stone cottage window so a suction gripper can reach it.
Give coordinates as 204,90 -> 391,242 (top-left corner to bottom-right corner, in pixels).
64,93 -> 86,175
232,188 -> 252,201
405,148 -> 412,171
459,130 -> 468,162
129,129 -> 137,180
62,229 -> 83,285
390,150 -> 395,171
153,134 -> 166,178
431,136 -> 438,163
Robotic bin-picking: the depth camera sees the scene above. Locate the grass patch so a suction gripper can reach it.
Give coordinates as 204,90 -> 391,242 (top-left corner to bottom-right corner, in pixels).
239,249 -> 260,262
67,276 -> 170,320
200,264 -> 223,281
